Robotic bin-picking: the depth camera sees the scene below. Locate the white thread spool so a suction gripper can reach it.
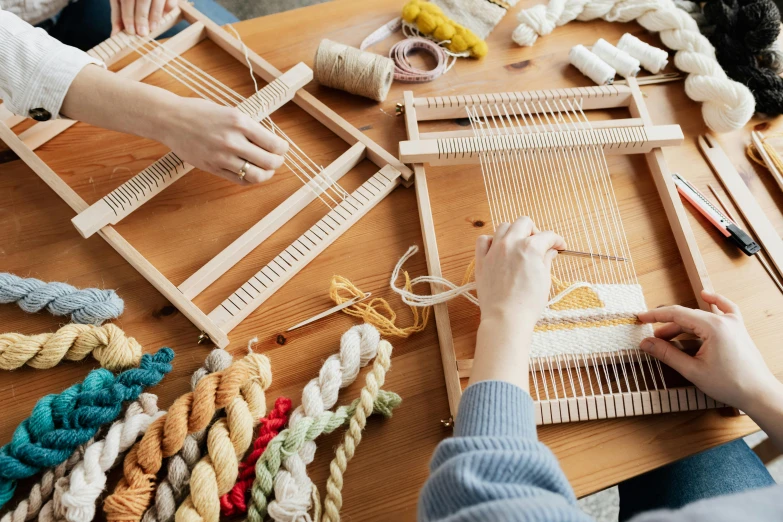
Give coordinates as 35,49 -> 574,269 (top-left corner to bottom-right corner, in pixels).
592,38 -> 640,78
617,33 -> 668,74
569,44 -> 615,85
313,39 -> 395,102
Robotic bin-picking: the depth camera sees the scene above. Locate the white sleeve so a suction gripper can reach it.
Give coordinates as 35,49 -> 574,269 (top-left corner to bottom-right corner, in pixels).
0,9 -> 104,120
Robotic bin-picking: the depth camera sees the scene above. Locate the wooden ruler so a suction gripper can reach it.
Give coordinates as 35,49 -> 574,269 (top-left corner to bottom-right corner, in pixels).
208,165 -> 402,333
71,63 -> 313,238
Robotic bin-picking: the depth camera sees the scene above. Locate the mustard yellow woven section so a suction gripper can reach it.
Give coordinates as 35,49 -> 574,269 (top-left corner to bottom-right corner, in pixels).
534,315 -> 639,333
549,280 -> 604,311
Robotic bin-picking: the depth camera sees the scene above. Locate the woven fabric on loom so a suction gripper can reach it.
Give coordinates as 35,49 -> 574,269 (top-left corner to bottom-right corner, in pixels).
532,283 -> 654,358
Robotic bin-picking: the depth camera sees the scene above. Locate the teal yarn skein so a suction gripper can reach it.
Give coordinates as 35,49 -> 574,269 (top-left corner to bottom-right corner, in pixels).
0,348 -> 174,508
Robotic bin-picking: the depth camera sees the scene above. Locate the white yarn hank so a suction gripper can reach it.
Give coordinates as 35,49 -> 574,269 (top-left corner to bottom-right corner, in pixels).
593,38 -> 640,77
569,44 -> 616,85
313,39 -> 395,102
617,33 -> 668,74
266,324 -> 381,522
510,0 -> 756,133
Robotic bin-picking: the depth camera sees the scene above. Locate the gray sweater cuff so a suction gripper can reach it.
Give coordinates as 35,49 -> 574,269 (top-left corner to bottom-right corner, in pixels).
455,380 -> 537,440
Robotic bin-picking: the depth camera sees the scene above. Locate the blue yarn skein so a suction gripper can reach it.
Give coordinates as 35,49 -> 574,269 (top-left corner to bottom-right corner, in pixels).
0,348 -> 174,508
0,273 -> 124,325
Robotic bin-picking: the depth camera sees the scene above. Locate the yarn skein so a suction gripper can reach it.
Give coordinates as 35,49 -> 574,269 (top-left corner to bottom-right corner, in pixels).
704,0 -> 783,116
103,353 -> 272,522
141,349 -> 234,522
220,397 -> 292,517
266,324 -> 382,522
0,324 -> 142,371
321,340 -> 393,522
246,390 -> 402,522
0,349 -> 174,509
511,0 -> 756,133
38,394 -> 165,522
314,39 -> 395,102
0,444 -> 88,522
0,273 -> 123,325
174,353 -> 273,522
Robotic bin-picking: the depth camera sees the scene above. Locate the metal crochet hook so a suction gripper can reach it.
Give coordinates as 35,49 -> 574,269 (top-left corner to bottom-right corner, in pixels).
286,292 -> 372,332
558,249 -> 628,262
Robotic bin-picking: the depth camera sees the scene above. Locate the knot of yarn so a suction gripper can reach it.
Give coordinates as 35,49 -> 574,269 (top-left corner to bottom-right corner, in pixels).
0,273 -> 124,325
104,353 -> 270,522
141,349 -> 233,522
0,349 -> 173,509
704,0 -> 783,115
246,390 -> 402,522
220,397 -> 292,517
0,324 -> 142,371
511,0 -> 756,132
266,325 -> 381,522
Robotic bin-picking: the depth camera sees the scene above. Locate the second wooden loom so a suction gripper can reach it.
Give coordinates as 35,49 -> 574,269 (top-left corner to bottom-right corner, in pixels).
0,3 -> 412,348
399,79 -> 729,424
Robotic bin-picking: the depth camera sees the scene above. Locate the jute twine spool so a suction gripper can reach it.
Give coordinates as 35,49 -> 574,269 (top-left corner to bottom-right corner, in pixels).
313,39 -> 395,102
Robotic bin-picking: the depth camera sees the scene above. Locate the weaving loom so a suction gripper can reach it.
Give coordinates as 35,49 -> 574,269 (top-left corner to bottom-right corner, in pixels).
399,80 -> 729,424
0,3 -> 412,348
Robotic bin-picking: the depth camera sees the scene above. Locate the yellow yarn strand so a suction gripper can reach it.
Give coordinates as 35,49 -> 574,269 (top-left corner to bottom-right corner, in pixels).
320,340 -> 393,522
747,132 -> 783,176
329,275 -> 429,338
0,323 -> 142,371
174,354 -> 272,522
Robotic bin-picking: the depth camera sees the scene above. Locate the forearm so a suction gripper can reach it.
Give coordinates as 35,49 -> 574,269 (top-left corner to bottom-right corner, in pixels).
469,314 -> 534,392
60,65 -> 178,143
744,380 -> 783,451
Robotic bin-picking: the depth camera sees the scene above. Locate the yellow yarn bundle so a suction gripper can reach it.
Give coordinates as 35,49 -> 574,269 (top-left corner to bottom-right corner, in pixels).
0,323 -> 142,371
329,275 -> 429,338
401,0 -> 488,58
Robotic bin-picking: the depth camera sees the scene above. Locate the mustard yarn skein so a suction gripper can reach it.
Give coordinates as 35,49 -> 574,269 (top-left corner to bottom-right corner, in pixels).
0,324 -> 142,371
401,0 -> 488,58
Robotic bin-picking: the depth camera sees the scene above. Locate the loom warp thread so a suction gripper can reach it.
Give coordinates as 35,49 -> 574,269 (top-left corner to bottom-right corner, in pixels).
246,390 -> 402,522
704,0 -> 783,116
0,273 -> 124,325
313,39 -> 395,102
0,348 -> 174,509
0,324 -> 142,371
220,397 -> 292,517
141,349 -> 234,522
103,353 -> 272,522
511,0 -> 756,132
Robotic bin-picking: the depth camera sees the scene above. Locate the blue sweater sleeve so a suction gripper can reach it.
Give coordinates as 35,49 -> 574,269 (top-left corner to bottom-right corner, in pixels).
418,380 -> 592,522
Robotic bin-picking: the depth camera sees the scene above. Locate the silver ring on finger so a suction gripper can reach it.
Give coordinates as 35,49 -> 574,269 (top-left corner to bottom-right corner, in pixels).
237,160 -> 250,181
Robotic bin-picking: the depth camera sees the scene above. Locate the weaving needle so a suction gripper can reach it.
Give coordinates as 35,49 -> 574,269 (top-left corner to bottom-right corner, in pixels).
286,292 -> 372,332
558,249 -> 628,262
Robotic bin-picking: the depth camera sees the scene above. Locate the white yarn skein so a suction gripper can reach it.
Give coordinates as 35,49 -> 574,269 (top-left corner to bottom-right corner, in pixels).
266,324 -> 381,522
593,38 -> 640,77
55,395 -> 166,522
616,33 -> 667,74
510,0 -> 755,132
570,44 -> 616,84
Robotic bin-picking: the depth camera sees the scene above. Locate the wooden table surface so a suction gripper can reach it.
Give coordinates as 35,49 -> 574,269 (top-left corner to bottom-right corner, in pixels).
2,1 -> 783,519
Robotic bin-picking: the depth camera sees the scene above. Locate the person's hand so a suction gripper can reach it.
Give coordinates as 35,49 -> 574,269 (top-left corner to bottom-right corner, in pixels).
474,217 -> 566,326
110,0 -> 178,36
638,290 -> 782,412
155,97 -> 288,185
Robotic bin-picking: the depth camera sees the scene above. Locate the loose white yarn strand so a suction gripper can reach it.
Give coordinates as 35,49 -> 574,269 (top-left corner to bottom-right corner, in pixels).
511,0 -> 755,132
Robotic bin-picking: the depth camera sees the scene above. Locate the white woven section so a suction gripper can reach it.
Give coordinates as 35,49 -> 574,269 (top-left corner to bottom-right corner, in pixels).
532,284 -> 654,357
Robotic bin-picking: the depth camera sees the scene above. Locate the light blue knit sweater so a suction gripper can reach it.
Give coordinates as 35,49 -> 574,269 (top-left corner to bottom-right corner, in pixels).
418,380 -> 783,522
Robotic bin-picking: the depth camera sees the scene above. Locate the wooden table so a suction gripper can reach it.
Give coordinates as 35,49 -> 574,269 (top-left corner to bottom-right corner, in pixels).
2,1 -> 782,519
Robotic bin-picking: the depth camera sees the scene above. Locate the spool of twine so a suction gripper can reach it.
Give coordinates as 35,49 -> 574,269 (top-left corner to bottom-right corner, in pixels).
313,39 -> 395,102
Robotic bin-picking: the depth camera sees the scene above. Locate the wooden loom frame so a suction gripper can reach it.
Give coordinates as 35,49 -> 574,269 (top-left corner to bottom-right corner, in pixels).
0,2 -> 412,348
400,78 -> 720,420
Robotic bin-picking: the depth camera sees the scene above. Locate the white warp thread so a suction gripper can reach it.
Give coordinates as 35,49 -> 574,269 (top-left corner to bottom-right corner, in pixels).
510,0 -> 755,132
38,394 -> 164,522
390,245 -> 593,309
570,44 -> 616,85
266,324 -> 381,522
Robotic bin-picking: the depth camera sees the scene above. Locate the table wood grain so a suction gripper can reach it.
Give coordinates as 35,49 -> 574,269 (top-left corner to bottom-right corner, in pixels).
1,1 -> 782,519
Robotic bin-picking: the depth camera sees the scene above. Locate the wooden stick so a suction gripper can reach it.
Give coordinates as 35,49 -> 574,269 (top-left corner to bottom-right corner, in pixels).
177,1 -> 413,181
178,142 -> 367,299
0,120 -> 230,347
419,118 -> 645,140
699,134 -> 783,280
